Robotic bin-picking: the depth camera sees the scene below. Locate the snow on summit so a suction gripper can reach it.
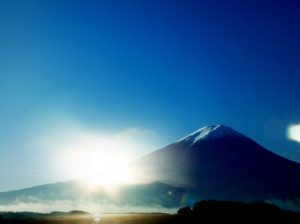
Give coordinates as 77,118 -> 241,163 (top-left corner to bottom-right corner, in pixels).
179,124 -> 243,145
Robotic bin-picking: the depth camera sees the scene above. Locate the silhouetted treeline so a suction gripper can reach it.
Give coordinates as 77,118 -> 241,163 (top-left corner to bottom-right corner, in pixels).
177,200 -> 300,224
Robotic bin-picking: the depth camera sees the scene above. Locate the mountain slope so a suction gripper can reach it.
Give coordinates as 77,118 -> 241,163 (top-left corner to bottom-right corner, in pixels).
1,124 -> 300,210
0,180 -> 186,208
136,124 -> 300,201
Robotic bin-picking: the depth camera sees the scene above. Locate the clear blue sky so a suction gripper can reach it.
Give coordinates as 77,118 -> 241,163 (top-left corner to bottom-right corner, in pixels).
0,0 -> 299,191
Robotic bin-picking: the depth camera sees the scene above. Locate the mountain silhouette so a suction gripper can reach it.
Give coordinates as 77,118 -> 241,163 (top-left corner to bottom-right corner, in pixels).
0,180 -> 185,208
1,124 -> 300,210
136,124 -> 300,202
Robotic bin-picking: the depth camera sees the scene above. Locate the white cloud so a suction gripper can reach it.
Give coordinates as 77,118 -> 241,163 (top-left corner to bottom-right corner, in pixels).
0,200 -> 177,214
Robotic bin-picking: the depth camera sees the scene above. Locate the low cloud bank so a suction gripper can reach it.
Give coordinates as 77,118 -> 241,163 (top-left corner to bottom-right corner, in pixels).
0,200 -> 177,214
267,198 -> 300,213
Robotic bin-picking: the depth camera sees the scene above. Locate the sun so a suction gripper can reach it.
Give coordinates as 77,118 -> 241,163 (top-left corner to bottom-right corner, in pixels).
63,134 -> 137,190
70,149 -> 134,189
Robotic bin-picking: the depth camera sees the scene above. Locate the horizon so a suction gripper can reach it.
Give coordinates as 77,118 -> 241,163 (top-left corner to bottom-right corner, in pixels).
0,0 -> 300,196
2,122 -> 300,214
0,123 -> 299,192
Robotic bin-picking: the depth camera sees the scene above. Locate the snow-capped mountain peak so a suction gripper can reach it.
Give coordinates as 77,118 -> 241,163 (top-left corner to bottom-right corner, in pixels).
138,124 -> 300,203
179,124 -> 242,145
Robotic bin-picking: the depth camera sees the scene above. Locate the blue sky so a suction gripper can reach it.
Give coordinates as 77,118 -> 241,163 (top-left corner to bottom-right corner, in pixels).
0,0 -> 299,191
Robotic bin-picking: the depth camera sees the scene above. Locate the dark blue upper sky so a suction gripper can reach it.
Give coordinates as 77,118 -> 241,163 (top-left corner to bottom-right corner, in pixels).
0,0 -> 299,190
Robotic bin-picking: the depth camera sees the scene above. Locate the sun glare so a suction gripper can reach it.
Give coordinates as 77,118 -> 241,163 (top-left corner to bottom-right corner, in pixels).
62,134 -> 137,190
287,124 -> 300,143
70,149 -> 134,189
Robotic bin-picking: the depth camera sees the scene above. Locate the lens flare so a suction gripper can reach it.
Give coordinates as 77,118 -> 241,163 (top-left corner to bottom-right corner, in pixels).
287,124 -> 300,143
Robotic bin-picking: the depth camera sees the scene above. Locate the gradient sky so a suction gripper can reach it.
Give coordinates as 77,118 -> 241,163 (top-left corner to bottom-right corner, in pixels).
0,0 -> 299,191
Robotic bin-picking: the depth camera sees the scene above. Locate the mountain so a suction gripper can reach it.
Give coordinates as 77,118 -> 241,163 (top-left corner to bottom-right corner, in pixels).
136,124 -> 300,202
0,180 -> 185,208
1,124 -> 300,211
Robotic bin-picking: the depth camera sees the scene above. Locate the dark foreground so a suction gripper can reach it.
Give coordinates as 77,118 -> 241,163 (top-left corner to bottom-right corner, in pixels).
1,201 -> 300,224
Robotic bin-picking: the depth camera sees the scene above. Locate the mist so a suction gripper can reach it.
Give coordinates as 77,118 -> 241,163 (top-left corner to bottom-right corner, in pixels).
0,200 -> 177,214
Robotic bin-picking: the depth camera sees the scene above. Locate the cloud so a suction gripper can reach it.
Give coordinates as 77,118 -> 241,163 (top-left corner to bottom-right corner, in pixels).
2,198 -> 300,214
32,121 -> 160,157
266,198 -> 300,213
0,200 -> 177,214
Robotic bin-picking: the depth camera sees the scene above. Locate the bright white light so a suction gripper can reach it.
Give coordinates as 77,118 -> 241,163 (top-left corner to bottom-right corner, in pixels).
287,124 -> 300,143
62,134 -> 138,190
93,213 -> 101,222
33,120 -> 159,190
